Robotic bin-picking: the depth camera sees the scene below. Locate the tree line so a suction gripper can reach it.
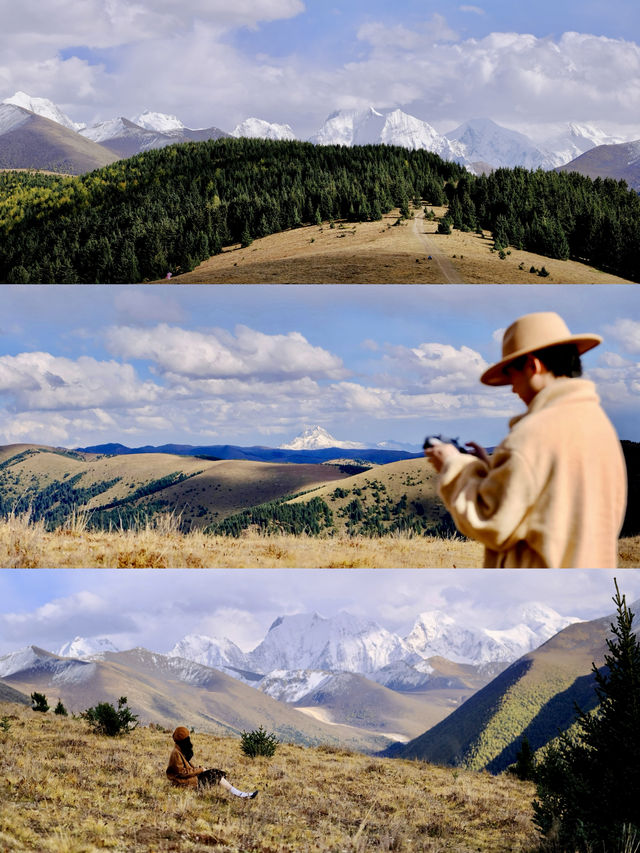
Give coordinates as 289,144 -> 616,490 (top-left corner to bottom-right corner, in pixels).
0,138 -> 463,283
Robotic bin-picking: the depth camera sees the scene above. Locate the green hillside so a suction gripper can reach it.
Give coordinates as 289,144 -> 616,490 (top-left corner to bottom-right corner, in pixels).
0,138 -> 463,283
1,136 -> 639,283
393,614 -> 613,773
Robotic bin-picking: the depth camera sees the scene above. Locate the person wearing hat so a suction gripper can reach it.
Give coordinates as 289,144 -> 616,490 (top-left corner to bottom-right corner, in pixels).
424,311 -> 627,568
166,726 -> 258,798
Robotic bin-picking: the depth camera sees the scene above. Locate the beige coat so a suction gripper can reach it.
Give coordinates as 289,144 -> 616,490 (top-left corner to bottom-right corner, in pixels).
438,379 -> 627,568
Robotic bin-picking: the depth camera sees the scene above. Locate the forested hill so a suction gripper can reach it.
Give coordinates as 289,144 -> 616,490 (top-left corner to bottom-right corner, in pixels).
0,138 -> 463,283
0,137 -> 638,282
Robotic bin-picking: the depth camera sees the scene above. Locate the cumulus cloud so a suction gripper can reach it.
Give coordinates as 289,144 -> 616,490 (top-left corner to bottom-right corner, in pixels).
604,318 -> 640,354
3,6 -> 640,136
0,352 -> 161,412
0,590 -> 137,644
104,323 -> 346,380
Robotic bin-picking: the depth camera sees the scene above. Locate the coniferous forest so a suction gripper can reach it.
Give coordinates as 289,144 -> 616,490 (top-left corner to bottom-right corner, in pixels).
1,137 -> 638,283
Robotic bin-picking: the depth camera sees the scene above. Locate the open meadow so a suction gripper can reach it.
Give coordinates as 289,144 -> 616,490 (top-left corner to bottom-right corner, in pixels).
0,702 -> 538,852
1,512 -> 638,568
165,208 -> 634,285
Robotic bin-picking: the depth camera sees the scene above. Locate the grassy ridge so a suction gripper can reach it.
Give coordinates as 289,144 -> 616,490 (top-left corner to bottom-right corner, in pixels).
0,702 -> 538,852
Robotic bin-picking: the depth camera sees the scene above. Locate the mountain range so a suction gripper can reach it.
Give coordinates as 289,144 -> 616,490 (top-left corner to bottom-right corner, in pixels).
1,599 -> 631,771
1,91 -> 636,183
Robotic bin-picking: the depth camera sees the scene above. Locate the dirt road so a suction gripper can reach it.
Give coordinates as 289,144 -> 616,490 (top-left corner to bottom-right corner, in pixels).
412,212 -> 464,283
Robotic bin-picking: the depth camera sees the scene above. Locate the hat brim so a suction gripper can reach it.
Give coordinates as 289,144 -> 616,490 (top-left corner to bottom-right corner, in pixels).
481,334 -> 602,386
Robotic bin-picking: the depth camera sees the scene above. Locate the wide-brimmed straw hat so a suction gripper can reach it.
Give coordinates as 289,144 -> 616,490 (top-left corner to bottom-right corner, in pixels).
480,311 -> 602,386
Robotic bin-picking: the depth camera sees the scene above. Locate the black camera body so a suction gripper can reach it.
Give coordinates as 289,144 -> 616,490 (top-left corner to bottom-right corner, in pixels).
423,434 -> 470,453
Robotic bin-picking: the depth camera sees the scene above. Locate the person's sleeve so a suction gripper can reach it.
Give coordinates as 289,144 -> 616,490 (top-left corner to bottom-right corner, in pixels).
167,752 -> 203,779
437,445 -> 539,551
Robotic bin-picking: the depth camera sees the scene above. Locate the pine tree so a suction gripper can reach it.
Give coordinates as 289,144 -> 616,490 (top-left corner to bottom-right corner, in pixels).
533,579 -> 640,851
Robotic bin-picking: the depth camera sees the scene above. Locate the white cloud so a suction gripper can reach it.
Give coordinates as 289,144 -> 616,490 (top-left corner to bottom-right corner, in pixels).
0,352 -> 161,412
604,318 -> 640,354
104,323 -> 346,380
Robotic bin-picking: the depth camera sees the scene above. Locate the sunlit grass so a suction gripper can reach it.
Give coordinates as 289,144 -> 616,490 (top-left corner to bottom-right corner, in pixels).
0,702 -> 538,852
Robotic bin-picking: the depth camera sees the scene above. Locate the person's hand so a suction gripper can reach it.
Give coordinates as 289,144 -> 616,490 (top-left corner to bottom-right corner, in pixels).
424,443 -> 459,473
465,441 -> 490,464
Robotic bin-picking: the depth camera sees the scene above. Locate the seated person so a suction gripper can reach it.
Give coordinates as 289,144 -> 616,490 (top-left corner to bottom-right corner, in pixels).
167,726 -> 258,799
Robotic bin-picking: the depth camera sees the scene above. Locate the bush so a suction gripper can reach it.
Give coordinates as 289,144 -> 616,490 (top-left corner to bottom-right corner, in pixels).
31,692 -> 49,713
81,696 -> 138,736
54,700 -> 68,716
0,716 -> 11,733
240,726 -> 278,758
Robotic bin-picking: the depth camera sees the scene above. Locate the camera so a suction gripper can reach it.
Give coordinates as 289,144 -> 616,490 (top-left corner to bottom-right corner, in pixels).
423,434 -> 470,453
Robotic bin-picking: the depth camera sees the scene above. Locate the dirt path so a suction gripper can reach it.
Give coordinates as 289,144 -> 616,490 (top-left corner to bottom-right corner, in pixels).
412,212 -> 465,283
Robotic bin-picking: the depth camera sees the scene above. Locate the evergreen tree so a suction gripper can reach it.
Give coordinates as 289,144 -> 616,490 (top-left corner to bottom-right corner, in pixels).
533,579 -> 640,851
31,692 -> 49,712
54,699 -> 68,716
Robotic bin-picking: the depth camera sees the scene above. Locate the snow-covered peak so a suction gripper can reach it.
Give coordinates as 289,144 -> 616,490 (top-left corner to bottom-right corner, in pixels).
309,107 -> 465,162
79,117 -> 135,143
57,636 -> 120,659
538,122 -> 626,167
131,109 -> 186,132
168,633 -> 248,669
280,425 -> 366,450
405,606 -> 580,665
249,611 -> 411,674
233,117 -> 296,141
445,117 -> 556,170
2,91 -> 83,131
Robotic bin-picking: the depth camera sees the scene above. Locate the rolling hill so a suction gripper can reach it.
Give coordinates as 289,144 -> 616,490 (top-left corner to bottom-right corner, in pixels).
0,443 -> 355,532
0,103 -> 118,174
388,606 -> 632,772
0,645 -> 462,753
557,139 -> 640,191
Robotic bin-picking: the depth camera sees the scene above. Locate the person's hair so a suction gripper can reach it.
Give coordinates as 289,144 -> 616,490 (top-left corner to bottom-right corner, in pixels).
504,343 -> 582,378
177,736 -> 194,761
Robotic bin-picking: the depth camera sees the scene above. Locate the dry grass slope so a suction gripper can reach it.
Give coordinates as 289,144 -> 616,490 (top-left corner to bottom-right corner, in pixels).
165,208 -> 633,284
0,702 -> 538,852
1,513 -> 638,567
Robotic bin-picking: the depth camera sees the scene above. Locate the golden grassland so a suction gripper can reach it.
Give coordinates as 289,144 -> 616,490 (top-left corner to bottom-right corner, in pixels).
163,208 -> 633,285
0,512 -> 638,568
0,703 -> 539,852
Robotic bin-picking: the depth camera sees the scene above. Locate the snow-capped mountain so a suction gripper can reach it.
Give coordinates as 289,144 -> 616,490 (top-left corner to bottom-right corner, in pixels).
57,636 -> 119,659
540,122 -> 625,167
310,107 -> 466,162
2,91 -> 83,131
131,110 -> 185,132
0,646 -> 96,684
280,426 -> 366,451
258,669 -> 334,703
445,118 -> 557,170
249,612 -> 413,674
233,117 -> 296,141
5,90 -> 639,173
405,605 -> 579,665
168,633 -> 249,671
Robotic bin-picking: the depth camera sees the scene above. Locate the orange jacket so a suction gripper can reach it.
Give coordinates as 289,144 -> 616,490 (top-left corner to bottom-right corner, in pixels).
166,745 -> 203,788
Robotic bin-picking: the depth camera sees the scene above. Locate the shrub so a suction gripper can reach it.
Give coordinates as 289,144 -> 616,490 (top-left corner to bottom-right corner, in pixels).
31,692 -> 49,713
240,726 -> 278,758
81,696 -> 138,736
0,716 -> 11,733
54,700 -> 68,716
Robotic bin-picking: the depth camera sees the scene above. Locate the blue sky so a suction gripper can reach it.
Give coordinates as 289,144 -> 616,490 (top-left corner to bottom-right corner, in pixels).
1,284 -> 639,450
1,0 -> 639,137
0,568 -> 638,656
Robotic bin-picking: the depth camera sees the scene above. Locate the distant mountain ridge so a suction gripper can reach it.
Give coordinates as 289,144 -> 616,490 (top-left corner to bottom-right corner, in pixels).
76,439 -> 422,465
2,90 -> 636,175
